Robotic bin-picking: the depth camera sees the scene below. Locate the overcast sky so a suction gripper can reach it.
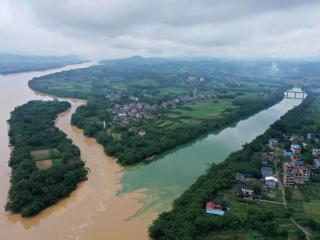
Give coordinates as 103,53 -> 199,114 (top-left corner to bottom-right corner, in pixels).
1,0 -> 320,59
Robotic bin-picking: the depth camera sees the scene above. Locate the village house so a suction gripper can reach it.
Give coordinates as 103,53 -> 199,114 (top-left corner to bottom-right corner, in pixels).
313,159 -> 320,170
187,75 -> 205,85
261,166 -> 273,178
129,96 -> 139,101
114,113 -> 129,126
265,176 -> 278,189
290,135 -> 304,143
241,185 -> 254,198
307,133 -> 316,141
235,172 -> 245,183
138,130 -> 146,137
291,144 -> 302,155
292,159 -> 304,167
243,172 -> 254,179
283,133 -> 292,141
312,148 -> 320,158
263,151 -> 275,161
105,92 -> 122,101
283,150 -> 293,157
283,163 -> 311,186
291,152 -> 302,161
268,138 -> 278,150
205,202 -> 228,216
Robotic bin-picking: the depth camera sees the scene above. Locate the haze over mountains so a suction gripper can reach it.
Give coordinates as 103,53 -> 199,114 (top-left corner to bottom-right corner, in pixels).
0,53 -> 83,74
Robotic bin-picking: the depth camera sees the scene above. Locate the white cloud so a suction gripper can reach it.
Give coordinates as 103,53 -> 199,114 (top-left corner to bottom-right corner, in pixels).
1,0 -> 320,59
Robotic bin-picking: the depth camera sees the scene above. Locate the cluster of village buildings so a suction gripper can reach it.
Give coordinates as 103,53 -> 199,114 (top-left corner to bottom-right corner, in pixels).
237,133 -> 320,200
277,133 -> 319,186
205,132 -> 320,216
186,75 -> 205,85
282,142 -> 311,186
105,90 -> 212,126
107,102 -> 157,126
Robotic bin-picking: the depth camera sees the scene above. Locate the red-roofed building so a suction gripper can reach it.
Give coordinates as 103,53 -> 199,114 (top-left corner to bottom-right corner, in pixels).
205,202 -> 227,216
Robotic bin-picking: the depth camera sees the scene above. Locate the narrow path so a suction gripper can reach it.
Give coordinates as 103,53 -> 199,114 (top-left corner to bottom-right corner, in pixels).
290,217 -> 311,240
273,156 -> 287,207
244,197 -> 284,205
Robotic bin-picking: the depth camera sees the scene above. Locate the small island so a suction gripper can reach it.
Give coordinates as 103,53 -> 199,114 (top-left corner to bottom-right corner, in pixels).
6,100 -> 88,217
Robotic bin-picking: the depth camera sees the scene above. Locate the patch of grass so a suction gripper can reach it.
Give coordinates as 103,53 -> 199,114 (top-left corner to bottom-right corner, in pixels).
31,148 -> 61,161
31,149 -> 51,160
274,189 -> 284,202
291,189 -> 304,201
133,79 -> 160,87
304,201 -> 320,221
52,158 -> 63,166
159,86 -> 190,97
168,100 -> 235,120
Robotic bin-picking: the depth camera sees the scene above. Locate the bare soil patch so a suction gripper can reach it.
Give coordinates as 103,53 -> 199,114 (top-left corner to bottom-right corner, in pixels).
35,160 -> 53,171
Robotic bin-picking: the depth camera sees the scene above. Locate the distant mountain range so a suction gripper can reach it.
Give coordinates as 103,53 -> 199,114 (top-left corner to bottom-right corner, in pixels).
2,52 -> 320,79
101,56 -> 320,79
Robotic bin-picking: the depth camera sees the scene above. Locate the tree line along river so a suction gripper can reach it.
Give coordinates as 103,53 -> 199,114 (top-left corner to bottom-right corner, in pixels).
0,63 -> 302,240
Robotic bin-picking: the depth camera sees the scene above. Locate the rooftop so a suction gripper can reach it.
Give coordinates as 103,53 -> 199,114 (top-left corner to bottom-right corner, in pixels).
206,201 -> 224,211
265,176 -> 278,182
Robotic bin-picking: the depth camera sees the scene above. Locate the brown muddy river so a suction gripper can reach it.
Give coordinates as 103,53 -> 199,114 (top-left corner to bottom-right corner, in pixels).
0,63 -> 153,240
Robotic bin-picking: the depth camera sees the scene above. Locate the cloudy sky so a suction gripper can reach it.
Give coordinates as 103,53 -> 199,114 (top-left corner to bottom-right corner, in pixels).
1,0 -> 320,59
